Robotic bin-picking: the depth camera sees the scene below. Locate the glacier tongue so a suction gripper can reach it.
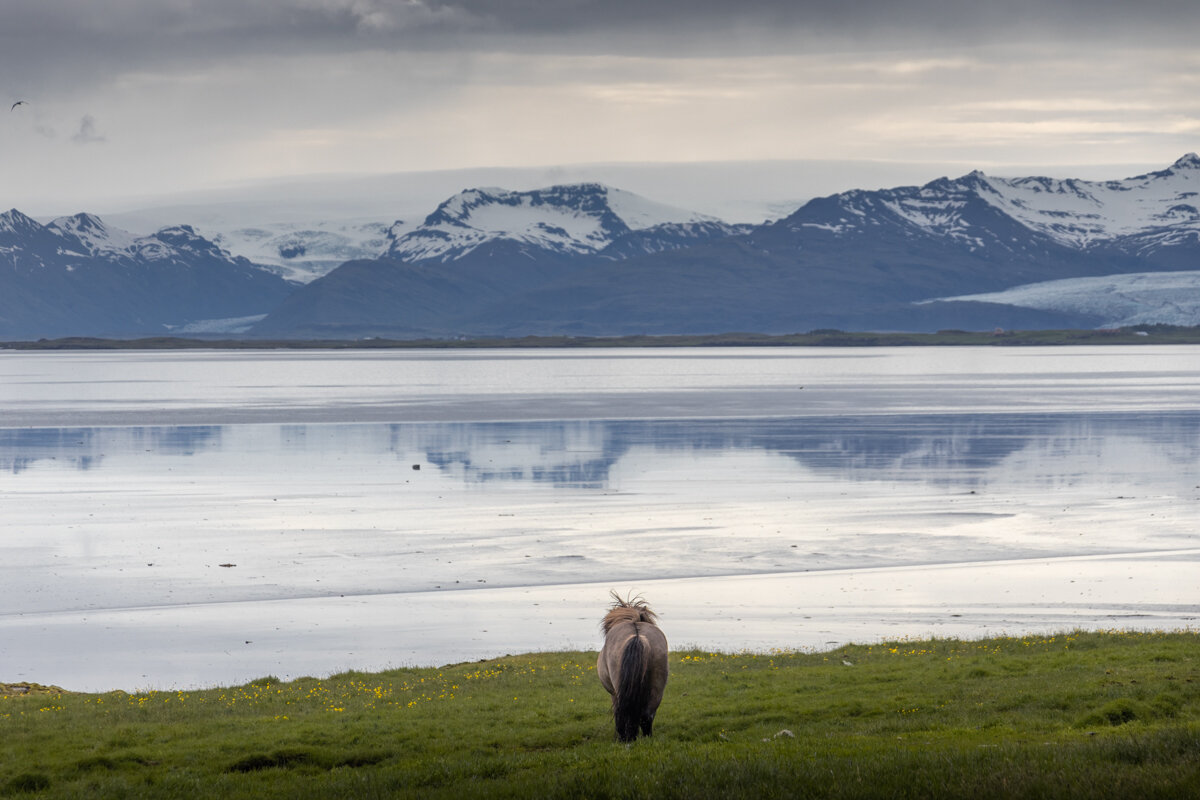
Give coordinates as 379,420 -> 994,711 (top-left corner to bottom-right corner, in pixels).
931,270 -> 1200,328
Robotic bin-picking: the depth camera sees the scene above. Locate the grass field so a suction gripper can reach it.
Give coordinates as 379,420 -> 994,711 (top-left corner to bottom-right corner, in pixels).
3,631 -> 1198,798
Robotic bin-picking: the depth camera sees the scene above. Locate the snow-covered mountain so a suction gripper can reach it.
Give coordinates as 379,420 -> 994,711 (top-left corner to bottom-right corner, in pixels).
254,156 -> 1200,338
9,155 -> 1200,341
103,202 -> 407,284
253,183 -> 754,337
3,209 -> 277,272
888,153 -> 1200,324
384,183 -> 746,263
101,182 -> 742,284
0,208 -> 293,339
783,152 -> 1200,259
967,153 -> 1200,250
47,212 -> 144,257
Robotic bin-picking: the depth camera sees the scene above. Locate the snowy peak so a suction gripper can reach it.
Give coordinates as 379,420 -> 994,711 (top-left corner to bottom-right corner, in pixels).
971,157 -> 1200,248
51,212 -> 106,235
1,210 -> 95,264
0,208 -> 44,237
784,154 -> 1200,254
48,213 -> 140,256
0,207 -> 293,339
1169,152 -> 1200,171
0,207 -> 270,275
152,224 -> 228,259
37,214 -> 243,264
387,183 -> 722,263
781,177 -> 1017,255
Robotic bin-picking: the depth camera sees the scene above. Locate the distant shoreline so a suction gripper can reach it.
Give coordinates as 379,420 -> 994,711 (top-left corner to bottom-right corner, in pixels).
4,325 -> 1200,350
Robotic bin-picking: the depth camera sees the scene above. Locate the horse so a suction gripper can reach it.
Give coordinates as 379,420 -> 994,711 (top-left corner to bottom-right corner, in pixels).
597,591 -> 669,742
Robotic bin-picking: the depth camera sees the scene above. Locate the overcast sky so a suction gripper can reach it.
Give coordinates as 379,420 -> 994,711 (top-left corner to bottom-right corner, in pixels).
3,0 -> 1198,214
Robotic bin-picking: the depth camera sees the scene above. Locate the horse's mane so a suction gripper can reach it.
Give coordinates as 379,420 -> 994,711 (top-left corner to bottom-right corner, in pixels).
601,591 -> 658,633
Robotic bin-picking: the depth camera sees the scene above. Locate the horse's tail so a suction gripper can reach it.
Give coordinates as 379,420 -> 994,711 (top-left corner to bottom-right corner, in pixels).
614,628 -> 650,742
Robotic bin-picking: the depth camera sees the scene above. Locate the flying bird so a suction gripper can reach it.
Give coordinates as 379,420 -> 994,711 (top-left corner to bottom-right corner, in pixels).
10,101 -> 28,111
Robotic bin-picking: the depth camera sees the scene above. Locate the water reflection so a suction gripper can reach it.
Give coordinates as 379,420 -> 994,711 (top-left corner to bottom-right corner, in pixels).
0,426 -> 223,473
4,413 -> 1198,490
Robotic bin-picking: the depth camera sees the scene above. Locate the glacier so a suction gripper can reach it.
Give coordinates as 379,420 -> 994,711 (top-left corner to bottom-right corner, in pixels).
929,270 -> 1200,327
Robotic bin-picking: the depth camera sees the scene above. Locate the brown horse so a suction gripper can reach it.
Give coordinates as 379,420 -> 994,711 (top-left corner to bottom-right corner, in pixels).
597,592 -> 669,742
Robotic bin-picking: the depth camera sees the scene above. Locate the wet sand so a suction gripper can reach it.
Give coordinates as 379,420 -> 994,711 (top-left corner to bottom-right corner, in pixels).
2,346 -> 1198,691
5,551 -> 1197,692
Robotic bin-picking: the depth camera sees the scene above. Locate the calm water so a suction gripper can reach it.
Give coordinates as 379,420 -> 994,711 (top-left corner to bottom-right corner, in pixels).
2,346 -> 1198,690
4,346 -> 1200,426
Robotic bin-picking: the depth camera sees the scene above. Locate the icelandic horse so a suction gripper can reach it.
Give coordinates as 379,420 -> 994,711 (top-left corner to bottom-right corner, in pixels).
597,591 -> 668,742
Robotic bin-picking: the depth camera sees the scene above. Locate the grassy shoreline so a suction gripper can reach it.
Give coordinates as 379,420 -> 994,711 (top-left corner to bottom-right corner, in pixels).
4,324 -> 1200,350
3,631 -> 1198,798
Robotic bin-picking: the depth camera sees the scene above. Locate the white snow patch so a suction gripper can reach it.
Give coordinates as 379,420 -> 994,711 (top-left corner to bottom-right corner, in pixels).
463,201 -> 604,242
168,314 -> 269,334
799,222 -> 852,234
603,186 -> 717,229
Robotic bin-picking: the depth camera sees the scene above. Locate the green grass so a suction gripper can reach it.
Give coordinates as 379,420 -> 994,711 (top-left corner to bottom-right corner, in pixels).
3,631 -> 1199,798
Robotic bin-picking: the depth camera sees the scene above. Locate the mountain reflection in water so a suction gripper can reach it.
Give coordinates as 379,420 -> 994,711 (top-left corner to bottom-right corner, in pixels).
4,412 -> 1198,491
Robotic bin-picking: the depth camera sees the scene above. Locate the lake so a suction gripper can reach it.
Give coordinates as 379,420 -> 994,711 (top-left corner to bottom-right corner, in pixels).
2,346 -> 1198,691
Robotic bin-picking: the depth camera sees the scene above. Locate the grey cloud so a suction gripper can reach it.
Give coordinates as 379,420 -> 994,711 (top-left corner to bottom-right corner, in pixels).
386,0 -> 1200,45
3,0 -> 1199,97
0,1 -> 490,96
6,1 -> 1200,55
71,115 -> 106,145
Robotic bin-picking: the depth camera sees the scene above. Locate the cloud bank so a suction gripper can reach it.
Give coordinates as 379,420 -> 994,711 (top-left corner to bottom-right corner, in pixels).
1,1 -> 1197,211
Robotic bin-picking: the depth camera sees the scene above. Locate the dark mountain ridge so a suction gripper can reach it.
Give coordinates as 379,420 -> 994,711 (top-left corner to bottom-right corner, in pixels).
0,209 -> 293,339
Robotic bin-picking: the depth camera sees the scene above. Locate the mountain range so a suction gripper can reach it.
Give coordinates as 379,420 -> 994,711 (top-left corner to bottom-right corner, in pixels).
4,155 -> 1199,340
0,209 -> 292,338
